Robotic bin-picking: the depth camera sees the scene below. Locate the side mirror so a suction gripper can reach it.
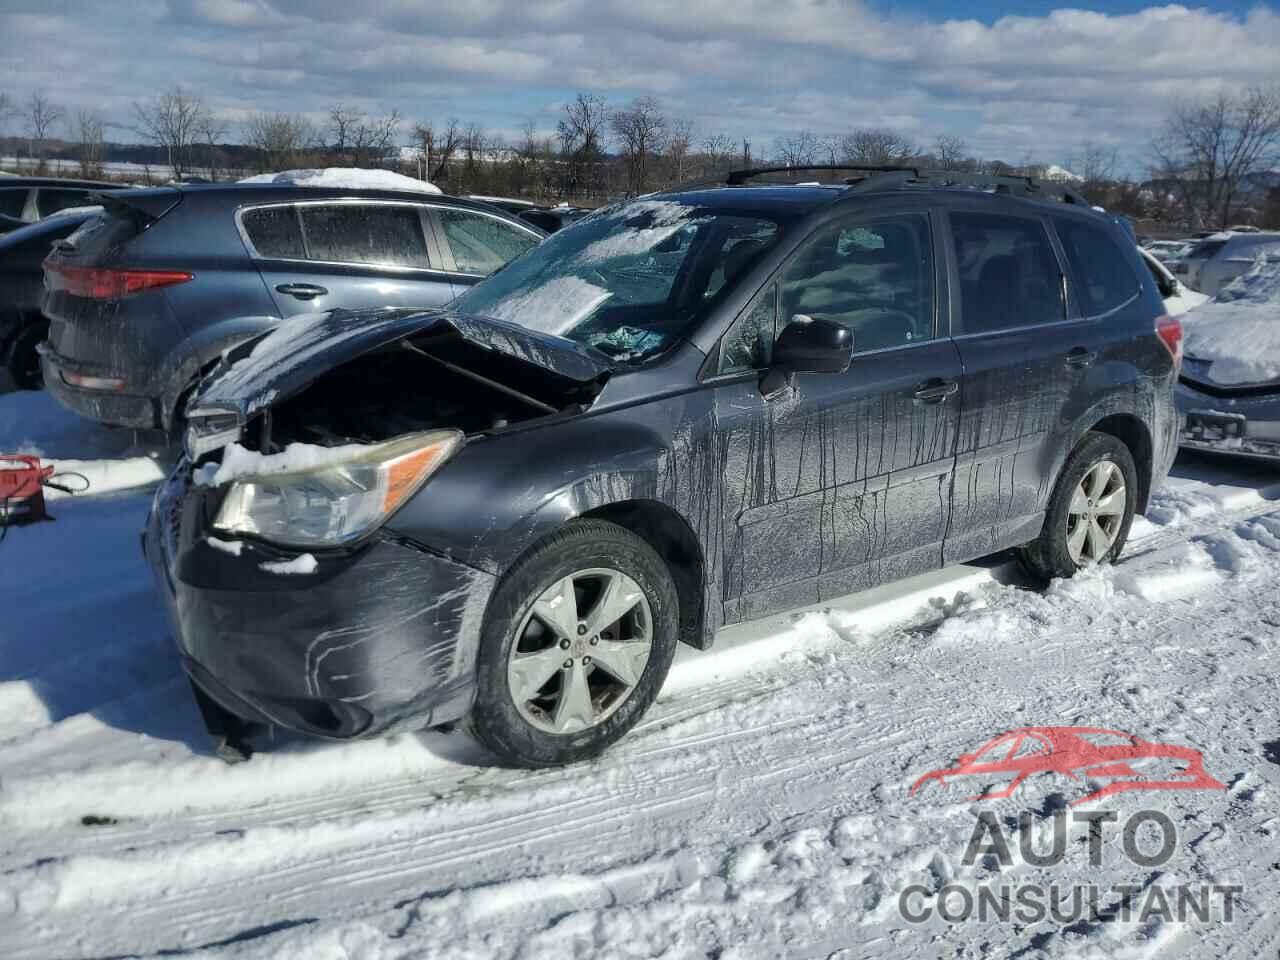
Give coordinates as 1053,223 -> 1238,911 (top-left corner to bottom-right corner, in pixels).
762,315 -> 853,397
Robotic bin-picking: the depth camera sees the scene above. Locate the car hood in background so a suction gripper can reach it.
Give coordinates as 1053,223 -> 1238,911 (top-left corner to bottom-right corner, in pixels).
1181,257 -> 1280,391
189,307 -> 613,427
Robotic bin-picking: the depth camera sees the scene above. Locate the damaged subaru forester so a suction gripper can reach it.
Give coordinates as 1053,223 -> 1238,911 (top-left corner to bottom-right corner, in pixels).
145,167 -> 1182,766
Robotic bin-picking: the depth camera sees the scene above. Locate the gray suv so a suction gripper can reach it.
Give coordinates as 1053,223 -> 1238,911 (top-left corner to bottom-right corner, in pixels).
41,183 -> 544,431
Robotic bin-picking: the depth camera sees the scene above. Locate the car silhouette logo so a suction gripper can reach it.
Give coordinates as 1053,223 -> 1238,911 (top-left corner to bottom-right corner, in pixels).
910,726 -> 1226,805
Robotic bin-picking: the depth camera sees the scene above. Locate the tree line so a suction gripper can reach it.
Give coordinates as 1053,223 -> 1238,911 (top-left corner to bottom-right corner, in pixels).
2,85 -> 1278,231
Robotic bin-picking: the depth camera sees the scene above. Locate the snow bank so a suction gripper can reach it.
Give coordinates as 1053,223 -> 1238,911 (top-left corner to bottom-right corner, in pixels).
1182,253 -> 1280,385
239,167 -> 442,195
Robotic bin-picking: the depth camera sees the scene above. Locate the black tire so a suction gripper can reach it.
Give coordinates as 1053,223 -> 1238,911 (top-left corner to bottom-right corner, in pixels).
6,320 -> 48,391
470,519 -> 679,768
1017,431 -> 1138,582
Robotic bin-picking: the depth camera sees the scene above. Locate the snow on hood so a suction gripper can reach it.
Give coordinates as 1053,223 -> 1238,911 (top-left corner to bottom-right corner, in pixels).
1182,253 -> 1280,385
238,168 -> 442,195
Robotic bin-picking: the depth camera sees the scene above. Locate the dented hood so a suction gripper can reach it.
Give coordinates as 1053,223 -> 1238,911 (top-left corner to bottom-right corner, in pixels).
190,307 -> 613,425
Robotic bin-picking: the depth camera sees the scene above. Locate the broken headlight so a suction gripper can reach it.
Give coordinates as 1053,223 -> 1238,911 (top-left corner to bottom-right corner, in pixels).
212,430 -> 463,548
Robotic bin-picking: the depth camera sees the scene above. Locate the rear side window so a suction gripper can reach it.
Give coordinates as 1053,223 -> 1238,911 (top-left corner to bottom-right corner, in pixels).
0,188 -> 27,218
1053,217 -> 1140,316
438,209 -> 539,275
300,204 -> 431,268
241,206 -> 306,259
36,188 -> 95,217
950,212 -> 1064,333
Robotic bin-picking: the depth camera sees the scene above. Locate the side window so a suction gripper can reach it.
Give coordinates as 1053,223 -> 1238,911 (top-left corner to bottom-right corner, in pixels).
1053,216 -> 1141,316
717,282 -> 779,375
241,206 -> 306,260
0,188 -> 29,218
300,204 -> 431,268
438,209 -> 539,275
950,212 -> 1065,333
780,215 -> 934,353
36,188 -> 94,217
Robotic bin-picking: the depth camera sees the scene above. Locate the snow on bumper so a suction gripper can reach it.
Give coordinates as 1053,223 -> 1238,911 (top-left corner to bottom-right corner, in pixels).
1176,379 -> 1280,462
144,462 -> 495,739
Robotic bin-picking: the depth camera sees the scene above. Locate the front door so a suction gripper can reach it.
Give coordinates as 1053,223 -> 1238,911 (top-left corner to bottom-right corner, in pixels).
710,212 -> 962,623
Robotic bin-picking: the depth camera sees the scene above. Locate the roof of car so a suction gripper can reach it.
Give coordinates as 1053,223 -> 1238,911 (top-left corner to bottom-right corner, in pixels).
0,176 -> 121,189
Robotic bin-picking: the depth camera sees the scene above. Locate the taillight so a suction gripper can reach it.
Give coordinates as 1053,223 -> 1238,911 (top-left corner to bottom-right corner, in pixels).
43,260 -> 192,300
1155,314 -> 1182,372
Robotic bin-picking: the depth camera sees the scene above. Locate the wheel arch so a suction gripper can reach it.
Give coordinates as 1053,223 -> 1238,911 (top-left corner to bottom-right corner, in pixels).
1085,413 -> 1154,512
581,499 -> 709,651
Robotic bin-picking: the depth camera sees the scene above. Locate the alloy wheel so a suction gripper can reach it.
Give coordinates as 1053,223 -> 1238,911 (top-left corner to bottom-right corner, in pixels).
507,567 -> 653,734
1066,459 -> 1127,564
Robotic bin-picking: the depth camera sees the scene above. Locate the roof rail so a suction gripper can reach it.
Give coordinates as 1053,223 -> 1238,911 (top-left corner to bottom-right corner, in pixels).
887,170 -> 1091,206
724,164 -> 920,186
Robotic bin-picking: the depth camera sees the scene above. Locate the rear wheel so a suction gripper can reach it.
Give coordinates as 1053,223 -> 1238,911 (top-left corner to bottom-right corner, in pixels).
470,520 -> 679,767
1018,431 -> 1137,581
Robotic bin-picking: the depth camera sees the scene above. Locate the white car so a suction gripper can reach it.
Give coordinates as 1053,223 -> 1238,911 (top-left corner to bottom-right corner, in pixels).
1139,247 -> 1209,316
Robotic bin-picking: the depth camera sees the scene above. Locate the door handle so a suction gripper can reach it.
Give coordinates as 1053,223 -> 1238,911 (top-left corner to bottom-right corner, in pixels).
912,378 -> 959,404
276,283 -> 328,300
1064,348 -> 1096,369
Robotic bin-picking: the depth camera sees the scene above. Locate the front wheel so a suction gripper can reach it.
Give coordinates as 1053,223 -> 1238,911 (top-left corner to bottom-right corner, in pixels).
1017,431 -> 1138,581
470,520 -> 679,767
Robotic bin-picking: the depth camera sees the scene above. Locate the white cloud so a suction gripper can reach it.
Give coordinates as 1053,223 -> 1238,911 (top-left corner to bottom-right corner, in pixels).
0,0 -> 1277,168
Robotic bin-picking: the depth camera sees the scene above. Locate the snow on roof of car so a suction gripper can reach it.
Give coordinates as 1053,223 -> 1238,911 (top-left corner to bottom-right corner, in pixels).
1182,251 -> 1280,385
238,168 -> 442,195
40,205 -> 103,220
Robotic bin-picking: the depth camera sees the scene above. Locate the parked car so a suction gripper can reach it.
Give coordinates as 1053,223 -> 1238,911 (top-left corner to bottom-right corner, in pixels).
1139,247 -> 1209,316
1174,231 -> 1280,295
465,195 -> 540,215
41,183 -> 544,432
1142,239 -> 1194,265
0,176 -> 121,235
146,166 -> 1180,766
1177,254 -> 1280,462
0,209 -> 99,388
518,205 -> 592,233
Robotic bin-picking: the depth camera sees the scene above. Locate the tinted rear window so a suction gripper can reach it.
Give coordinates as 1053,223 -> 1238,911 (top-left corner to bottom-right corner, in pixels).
1053,216 -> 1140,316
1186,240 -> 1226,260
300,204 -> 431,268
0,188 -> 27,218
241,206 -> 305,259
950,212 -> 1064,333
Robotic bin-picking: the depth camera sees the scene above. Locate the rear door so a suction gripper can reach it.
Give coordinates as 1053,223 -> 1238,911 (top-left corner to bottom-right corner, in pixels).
239,200 -> 460,317
710,211 -> 962,622
942,207 -> 1080,563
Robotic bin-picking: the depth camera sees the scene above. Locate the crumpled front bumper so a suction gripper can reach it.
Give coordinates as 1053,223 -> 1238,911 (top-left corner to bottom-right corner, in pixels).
1176,379 -> 1280,463
143,461 -> 495,738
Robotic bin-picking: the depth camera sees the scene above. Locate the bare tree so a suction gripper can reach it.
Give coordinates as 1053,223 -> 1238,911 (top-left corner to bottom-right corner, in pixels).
132,88 -> 210,179
934,134 -> 970,171
196,112 -> 230,180
773,130 -> 818,167
665,116 -> 694,185
328,103 -> 363,153
413,119 -> 462,184
243,111 -> 313,172
557,93 -> 609,198
840,128 -> 916,166
71,107 -> 106,178
611,96 -> 667,195
1152,87 -> 1280,230
0,92 -> 14,138
701,132 -> 737,177
25,91 -> 64,172
1071,141 -> 1118,204
353,108 -> 401,167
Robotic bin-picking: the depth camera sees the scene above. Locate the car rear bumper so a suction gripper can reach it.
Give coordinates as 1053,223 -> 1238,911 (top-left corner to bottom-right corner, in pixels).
42,350 -> 159,429
143,461 -> 494,739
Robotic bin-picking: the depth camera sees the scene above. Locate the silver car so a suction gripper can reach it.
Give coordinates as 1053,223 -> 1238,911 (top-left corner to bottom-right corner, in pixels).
1177,256 -> 1280,462
1175,232 -> 1280,296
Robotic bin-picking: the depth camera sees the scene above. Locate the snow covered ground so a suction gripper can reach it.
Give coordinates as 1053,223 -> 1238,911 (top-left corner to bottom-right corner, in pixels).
2,390 -> 1279,959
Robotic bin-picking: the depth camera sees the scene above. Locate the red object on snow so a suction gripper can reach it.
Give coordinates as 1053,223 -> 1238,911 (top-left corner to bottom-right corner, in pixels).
0,454 -> 55,525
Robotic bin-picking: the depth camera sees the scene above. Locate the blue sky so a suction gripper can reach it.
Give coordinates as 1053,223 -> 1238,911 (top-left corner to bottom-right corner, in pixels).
2,1 -> 1278,173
